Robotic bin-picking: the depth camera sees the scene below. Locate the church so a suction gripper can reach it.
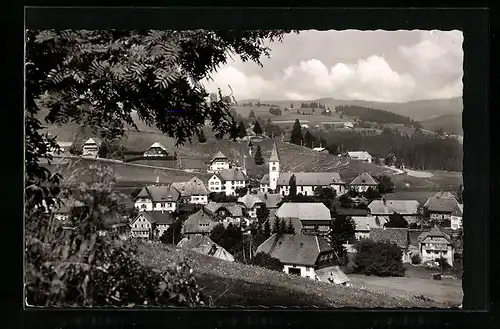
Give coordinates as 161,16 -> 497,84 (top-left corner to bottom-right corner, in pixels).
260,141 -> 347,197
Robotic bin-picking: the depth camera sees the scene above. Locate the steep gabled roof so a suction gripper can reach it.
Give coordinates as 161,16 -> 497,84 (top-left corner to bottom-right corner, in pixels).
237,194 -> 263,209
147,142 -> 168,151
347,151 -> 372,158
350,172 -> 378,186
418,226 -> 452,243
269,141 -> 280,162
84,137 -> 102,146
369,227 -> 409,249
216,168 -> 248,182
171,179 -> 209,197
451,204 -> 463,217
255,193 -> 283,209
277,172 -> 345,186
132,211 -> 175,226
368,200 -> 420,215
260,174 -> 270,184
256,234 -> 332,266
177,235 -> 235,262
276,203 -> 331,221
136,185 -> 180,202
181,209 -> 219,235
211,151 -> 228,162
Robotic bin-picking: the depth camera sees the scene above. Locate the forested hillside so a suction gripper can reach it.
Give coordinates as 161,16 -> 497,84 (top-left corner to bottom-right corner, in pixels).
421,114 -> 462,135
336,105 -> 422,127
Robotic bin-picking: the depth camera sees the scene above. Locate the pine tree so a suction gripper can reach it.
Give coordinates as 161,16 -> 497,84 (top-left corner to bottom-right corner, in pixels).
286,219 -> 295,234
272,218 -> 279,234
290,119 -> 303,145
238,121 -> 247,138
197,130 -> 207,143
229,121 -> 240,140
289,174 -> 297,197
253,120 -> 263,135
254,145 -> 264,165
263,219 -> 271,237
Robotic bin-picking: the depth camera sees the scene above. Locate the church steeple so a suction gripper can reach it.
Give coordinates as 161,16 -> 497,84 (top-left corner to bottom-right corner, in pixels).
269,140 -> 280,162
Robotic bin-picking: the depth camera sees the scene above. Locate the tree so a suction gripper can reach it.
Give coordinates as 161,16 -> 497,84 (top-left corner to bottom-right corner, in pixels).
229,121 -> 240,141
253,120 -> 263,135
354,239 -> 406,277
339,194 -> 352,208
376,175 -> 395,194
209,223 -> 226,246
286,219 -> 295,234
364,187 -> 382,200
263,219 -> 271,237
303,130 -> 315,148
331,215 -> 356,245
197,130 -> 207,143
290,119 -> 303,145
160,217 -> 183,245
289,174 -> 297,197
68,142 -> 83,156
25,29 -> 294,210
254,145 -> 264,165
256,203 -> 270,225
385,212 -> 409,228
248,252 -> 284,271
237,121 -> 247,138
249,110 -> 256,119
235,186 -> 249,198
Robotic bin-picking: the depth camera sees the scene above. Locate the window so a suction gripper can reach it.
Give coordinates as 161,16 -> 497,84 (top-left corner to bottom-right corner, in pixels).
161,203 -> 165,207
304,191 -> 308,196
288,268 -> 301,276
141,204 -> 146,208
272,167 -> 276,171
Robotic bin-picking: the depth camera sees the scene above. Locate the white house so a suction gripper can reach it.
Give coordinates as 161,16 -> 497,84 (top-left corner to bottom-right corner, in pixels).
204,202 -> 244,228
171,177 -> 209,205
349,172 -> 379,193
143,142 -> 168,157
134,183 -> 181,212
260,141 -> 346,196
208,168 -> 248,196
82,138 -> 102,157
418,226 -> 454,266
237,193 -> 264,219
312,147 -> 328,153
450,204 -> 463,230
343,122 -> 354,129
208,151 -> 231,173
424,192 -> 459,223
347,151 -> 373,163
130,211 -> 176,240
256,234 -> 336,279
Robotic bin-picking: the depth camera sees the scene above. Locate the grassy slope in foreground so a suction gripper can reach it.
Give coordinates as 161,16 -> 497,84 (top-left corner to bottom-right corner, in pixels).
135,242 -> 442,308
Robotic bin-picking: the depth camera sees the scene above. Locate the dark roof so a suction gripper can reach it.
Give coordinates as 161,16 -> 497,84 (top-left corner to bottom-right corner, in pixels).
333,207 -> 369,216
424,195 -> 459,213
451,204 -> 463,217
215,168 -> 248,182
237,194 -> 264,209
136,185 -> 180,202
255,192 -> 283,208
256,234 -> 332,266
182,209 -> 219,234
204,202 -> 243,217
133,211 -> 176,225
211,151 -> 227,162
350,172 -> 379,186
418,226 -> 451,243
369,227 -> 409,249
277,172 -> 345,186
171,178 -> 209,197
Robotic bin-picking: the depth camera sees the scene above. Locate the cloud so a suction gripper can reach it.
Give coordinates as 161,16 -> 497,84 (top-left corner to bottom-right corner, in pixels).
202,30 -> 463,102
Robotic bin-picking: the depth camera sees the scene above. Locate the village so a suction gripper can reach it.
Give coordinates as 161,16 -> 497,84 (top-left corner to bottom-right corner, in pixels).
43,132 -> 464,305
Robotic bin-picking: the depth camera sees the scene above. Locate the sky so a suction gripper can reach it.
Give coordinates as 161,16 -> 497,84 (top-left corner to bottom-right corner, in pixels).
202,30 -> 463,103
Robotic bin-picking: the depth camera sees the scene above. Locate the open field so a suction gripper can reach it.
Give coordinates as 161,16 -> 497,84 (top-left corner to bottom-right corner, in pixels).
134,242 -> 442,308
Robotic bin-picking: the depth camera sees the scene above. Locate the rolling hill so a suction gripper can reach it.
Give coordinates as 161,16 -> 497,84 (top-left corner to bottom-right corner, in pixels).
421,113 -> 463,136
240,97 -> 463,122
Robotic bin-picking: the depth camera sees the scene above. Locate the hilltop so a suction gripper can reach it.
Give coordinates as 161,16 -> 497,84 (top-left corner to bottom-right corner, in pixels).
240,97 -> 463,122
421,113 -> 463,136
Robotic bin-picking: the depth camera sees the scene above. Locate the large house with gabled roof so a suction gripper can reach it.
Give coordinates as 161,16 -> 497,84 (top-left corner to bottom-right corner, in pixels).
143,141 -> 169,157
260,141 -> 346,196
208,168 -> 248,196
130,211 -> 176,240
424,192 -> 459,223
347,151 -> 373,163
349,172 -> 379,193
82,137 -> 102,157
418,226 -> 454,266
171,177 -> 209,205
256,233 -> 336,279
208,151 -> 231,173
134,180 -> 181,212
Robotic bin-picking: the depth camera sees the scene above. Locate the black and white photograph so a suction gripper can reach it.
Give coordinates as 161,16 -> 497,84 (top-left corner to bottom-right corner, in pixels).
25,27 -> 465,309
